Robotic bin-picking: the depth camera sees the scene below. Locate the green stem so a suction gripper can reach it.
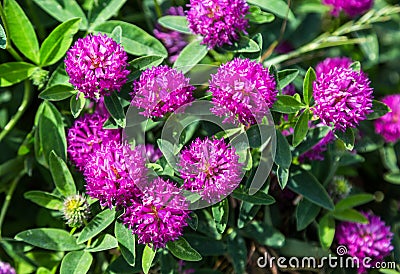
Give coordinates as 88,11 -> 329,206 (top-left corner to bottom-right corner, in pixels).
0,3 -> 23,61
0,172 -> 24,239
82,219 -> 92,248
263,5 -> 400,67
263,35 -> 364,67
323,160 -> 340,187
86,238 -> 92,248
6,46 -> 23,60
0,80 -> 32,143
153,0 -> 163,18
69,226 -> 77,235
260,0 -> 291,62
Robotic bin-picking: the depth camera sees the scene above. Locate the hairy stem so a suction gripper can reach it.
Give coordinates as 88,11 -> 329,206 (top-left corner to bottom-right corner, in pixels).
0,80 -> 33,143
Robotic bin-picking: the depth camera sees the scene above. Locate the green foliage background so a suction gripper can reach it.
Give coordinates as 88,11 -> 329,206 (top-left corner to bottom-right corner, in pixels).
0,0 -> 400,273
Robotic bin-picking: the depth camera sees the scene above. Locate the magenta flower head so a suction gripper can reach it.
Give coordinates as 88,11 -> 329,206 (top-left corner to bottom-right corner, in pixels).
154,7 -> 188,63
186,0 -> 249,49
84,140 -> 147,208
322,0 -> 374,17
0,262 -> 15,274
131,66 -> 195,118
67,112 -> 121,171
299,130 -> 335,161
313,67 -> 373,132
316,56 -> 353,76
210,58 -> 278,126
65,34 -> 130,100
375,94 -> 400,143
178,137 -> 243,203
122,177 -> 189,249
336,212 -> 393,273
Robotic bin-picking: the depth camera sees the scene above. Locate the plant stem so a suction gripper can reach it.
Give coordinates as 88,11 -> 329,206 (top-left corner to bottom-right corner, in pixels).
0,80 -> 33,143
153,0 -> 162,18
260,0 -> 291,62
70,227 -> 77,235
263,5 -> 400,67
263,35 -> 365,68
0,3 -> 23,61
0,172 -> 24,239
87,238 -> 92,248
6,46 -> 23,60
